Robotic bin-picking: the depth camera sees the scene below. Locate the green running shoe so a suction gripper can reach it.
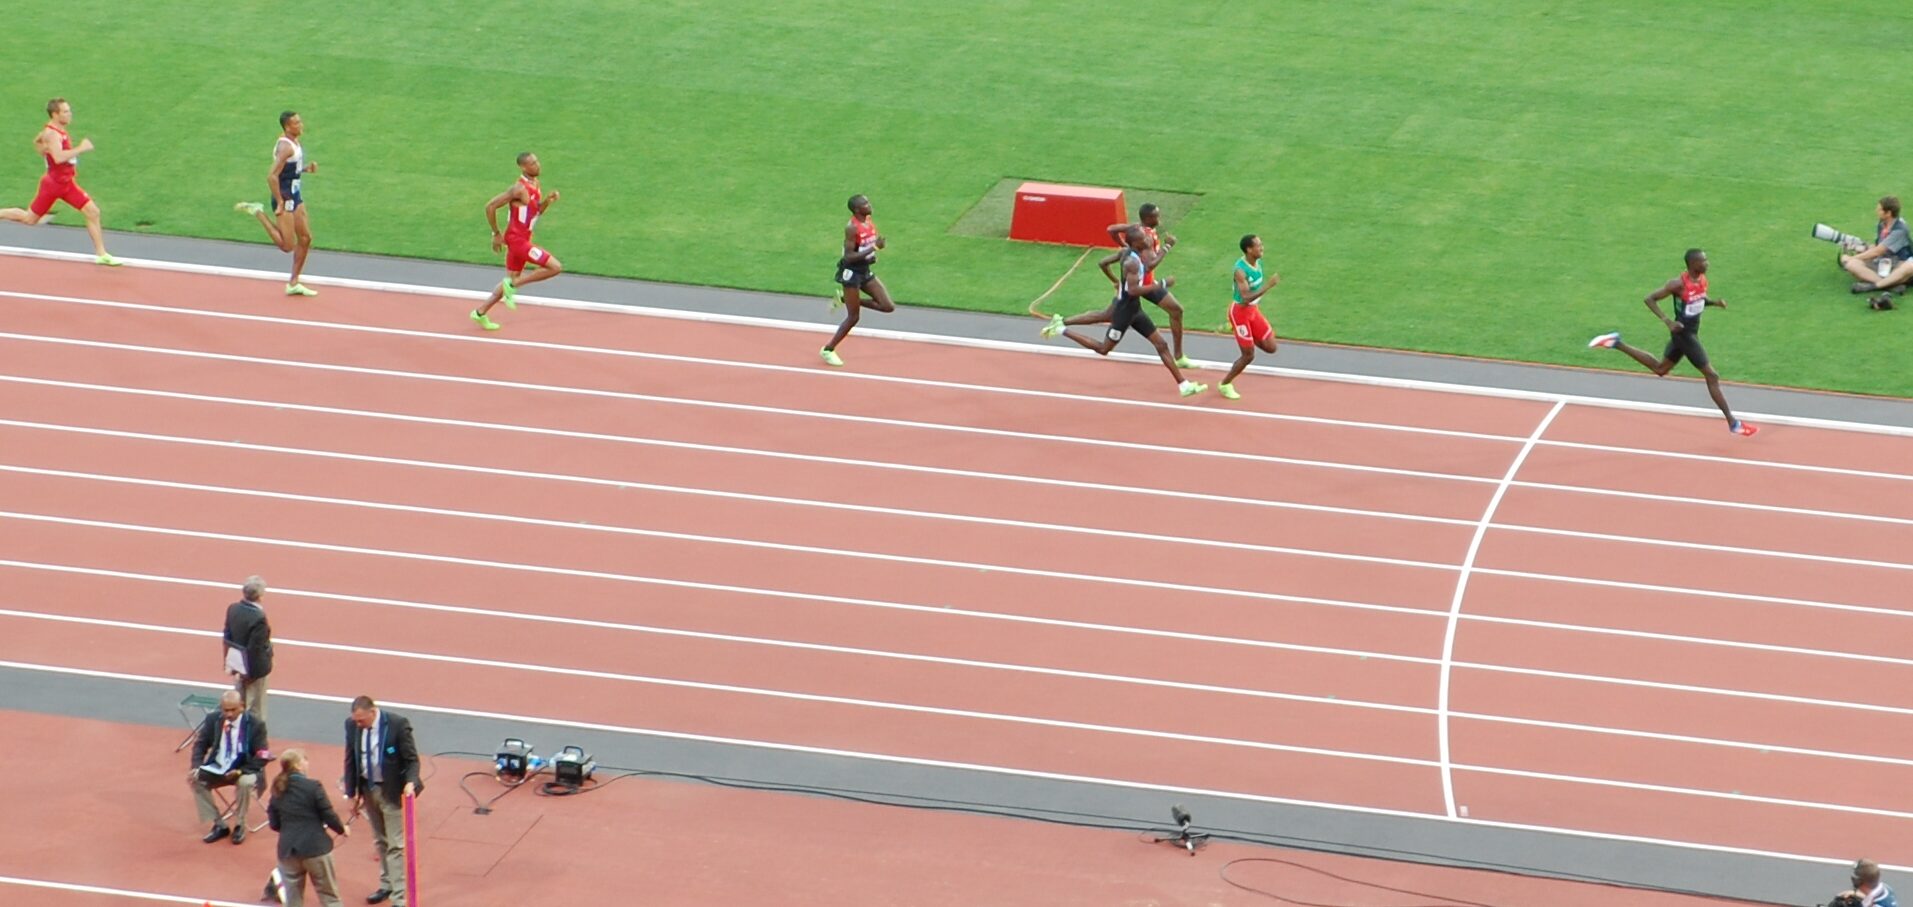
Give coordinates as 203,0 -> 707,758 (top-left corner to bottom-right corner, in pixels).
470,310 -> 501,331
501,278 -> 517,310
820,348 -> 844,367
1040,314 -> 1065,339
1218,383 -> 1241,400
286,283 -> 318,297
234,201 -> 265,216
1178,380 -> 1207,398
95,253 -> 122,267
1174,355 -> 1195,369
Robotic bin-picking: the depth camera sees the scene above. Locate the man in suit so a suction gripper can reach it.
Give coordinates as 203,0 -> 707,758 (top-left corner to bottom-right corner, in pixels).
342,695 -> 421,905
187,690 -> 269,844
223,575 -> 274,721
268,748 -> 350,907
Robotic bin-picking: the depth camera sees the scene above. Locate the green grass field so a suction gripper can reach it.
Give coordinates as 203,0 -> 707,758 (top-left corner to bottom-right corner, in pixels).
8,1 -> 1907,396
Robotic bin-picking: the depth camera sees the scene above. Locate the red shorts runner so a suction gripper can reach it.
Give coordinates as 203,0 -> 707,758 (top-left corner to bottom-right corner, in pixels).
1228,303 -> 1274,349
29,174 -> 91,218
505,237 -> 552,273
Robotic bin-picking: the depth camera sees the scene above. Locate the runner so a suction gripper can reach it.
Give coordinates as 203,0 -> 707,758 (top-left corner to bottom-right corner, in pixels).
471,152 -> 563,331
1042,226 -> 1207,397
0,98 -> 120,265
1587,249 -> 1758,436
1217,233 -> 1279,400
822,194 -> 895,366
1060,203 -> 1190,367
234,110 -> 319,296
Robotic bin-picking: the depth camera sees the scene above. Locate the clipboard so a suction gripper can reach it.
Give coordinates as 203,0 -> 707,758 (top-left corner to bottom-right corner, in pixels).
225,645 -> 248,676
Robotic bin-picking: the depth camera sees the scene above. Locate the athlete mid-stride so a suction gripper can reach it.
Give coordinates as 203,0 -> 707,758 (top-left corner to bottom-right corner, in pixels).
1588,248 -> 1758,437
472,152 -> 563,331
1043,225 -> 1206,397
822,194 -> 896,366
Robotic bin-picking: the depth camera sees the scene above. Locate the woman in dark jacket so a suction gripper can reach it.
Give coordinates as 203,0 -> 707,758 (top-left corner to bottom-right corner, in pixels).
267,748 -> 350,907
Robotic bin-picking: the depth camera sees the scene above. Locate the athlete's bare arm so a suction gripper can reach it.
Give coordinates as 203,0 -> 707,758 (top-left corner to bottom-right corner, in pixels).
1643,278 -> 1683,332
268,141 -> 295,208
1097,250 -> 1124,284
37,126 -> 91,164
1235,265 -> 1278,304
485,183 -> 527,252
842,221 -> 876,263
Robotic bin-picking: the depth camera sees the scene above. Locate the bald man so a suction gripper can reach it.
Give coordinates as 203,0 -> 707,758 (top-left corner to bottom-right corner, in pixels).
188,690 -> 270,844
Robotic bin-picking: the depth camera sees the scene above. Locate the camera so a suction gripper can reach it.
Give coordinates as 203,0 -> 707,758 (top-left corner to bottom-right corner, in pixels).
1826,892 -> 1864,907
1813,223 -> 1871,253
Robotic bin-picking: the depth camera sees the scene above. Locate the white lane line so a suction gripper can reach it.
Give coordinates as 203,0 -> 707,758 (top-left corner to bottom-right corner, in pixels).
1508,479 -> 1913,528
0,466 -> 1461,576
1539,438 -> 1913,484
12,414 -> 1903,530
0,332 -> 1501,486
0,608 -> 1436,767
0,458 -> 1461,572
1474,567 -> 1913,620
15,555 -> 1913,674
1458,661 -> 1913,718
0,510 -> 1447,620
0,559 -> 1439,663
16,607 -> 1913,811
0,288 -> 1525,445
0,876 -> 254,906
1437,401 -> 1563,819
7,242 -> 1912,443
0,385 -> 1480,526
16,371 -> 1904,544
0,657 -> 1903,870
1455,763 -> 1913,822
1489,522 -> 1913,572
9,562 -> 1913,770
5,421 -> 1900,578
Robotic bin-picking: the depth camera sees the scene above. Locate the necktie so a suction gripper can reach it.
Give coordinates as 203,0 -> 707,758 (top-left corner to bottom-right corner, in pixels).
219,720 -> 237,769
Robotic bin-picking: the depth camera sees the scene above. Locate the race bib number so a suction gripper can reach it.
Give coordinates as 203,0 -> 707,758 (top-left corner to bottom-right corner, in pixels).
289,177 -> 301,195
840,269 -> 855,282
1683,297 -> 1706,317
1235,323 -> 1252,339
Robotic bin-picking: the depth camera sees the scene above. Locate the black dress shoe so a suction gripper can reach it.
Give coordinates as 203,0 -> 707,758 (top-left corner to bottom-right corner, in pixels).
231,826 -> 247,845
366,890 -> 392,904
202,824 -> 231,844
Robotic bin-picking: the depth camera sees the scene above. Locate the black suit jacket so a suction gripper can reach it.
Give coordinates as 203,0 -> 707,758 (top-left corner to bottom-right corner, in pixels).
190,710 -> 269,776
223,600 -> 273,679
341,710 -> 423,803
268,772 -> 344,860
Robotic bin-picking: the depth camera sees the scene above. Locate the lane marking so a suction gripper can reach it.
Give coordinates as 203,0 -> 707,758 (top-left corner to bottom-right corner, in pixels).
0,658 -> 1899,871
0,510 -> 1451,619
1438,401 -> 1563,818
8,575 -> 1913,770
0,386 -> 1481,525
0,287 -> 1526,444
5,243 -> 1910,441
0,461 -> 1464,573
16,606 -> 1913,816
0,331 -> 1504,486
0,876 -> 254,906
0,609 -> 1439,766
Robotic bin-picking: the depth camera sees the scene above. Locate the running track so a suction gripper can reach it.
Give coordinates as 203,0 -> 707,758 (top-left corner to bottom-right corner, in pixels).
3,252 -> 1912,872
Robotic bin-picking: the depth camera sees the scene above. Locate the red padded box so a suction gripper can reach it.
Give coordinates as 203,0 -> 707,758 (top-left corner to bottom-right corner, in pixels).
1009,182 -> 1128,247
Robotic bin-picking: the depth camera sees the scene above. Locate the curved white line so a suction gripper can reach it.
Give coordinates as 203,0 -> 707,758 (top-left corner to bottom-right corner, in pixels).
1437,400 -> 1564,817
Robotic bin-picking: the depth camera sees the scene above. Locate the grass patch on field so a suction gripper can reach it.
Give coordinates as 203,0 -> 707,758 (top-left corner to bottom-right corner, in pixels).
3,0 -> 1906,395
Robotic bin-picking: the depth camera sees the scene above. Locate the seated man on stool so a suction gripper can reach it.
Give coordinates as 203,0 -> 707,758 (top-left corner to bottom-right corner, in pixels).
1838,196 -> 1913,307
187,689 -> 269,844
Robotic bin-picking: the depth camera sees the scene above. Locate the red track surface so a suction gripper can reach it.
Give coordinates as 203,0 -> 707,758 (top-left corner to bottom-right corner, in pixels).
2,254 -> 1910,901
